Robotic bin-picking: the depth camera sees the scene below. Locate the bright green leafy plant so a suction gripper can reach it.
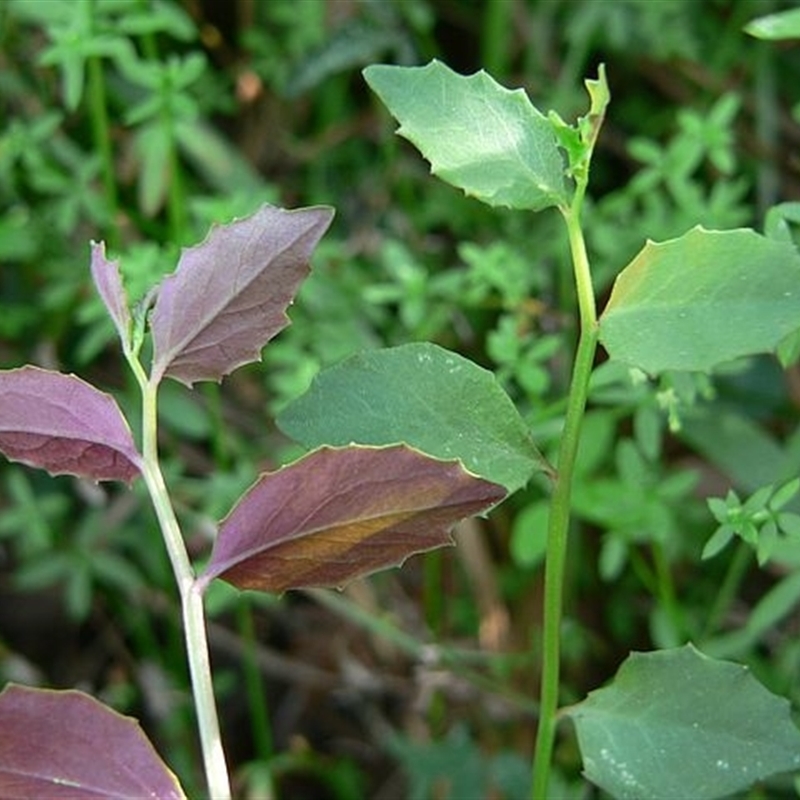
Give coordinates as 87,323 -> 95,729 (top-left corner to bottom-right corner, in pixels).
254,57 -> 800,798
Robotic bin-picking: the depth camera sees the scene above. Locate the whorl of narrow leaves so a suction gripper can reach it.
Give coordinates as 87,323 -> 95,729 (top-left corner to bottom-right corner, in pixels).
199,444 -> 506,594
150,204 -> 335,386
0,684 -> 186,799
0,366 -> 141,482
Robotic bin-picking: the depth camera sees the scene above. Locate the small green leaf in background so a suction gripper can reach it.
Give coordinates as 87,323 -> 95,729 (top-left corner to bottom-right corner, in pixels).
567,644 -> 800,800
276,342 -> 549,494
389,724 -> 531,800
598,226 -> 800,375
510,500 -> 549,568
745,8 -> 800,41
703,478 -> 800,565
363,60 -> 571,211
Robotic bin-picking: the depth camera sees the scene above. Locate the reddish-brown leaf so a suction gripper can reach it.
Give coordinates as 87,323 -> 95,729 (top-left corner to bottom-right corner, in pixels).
0,367 -> 141,482
149,204 -> 334,386
0,684 -> 185,799
90,241 -> 132,346
199,444 -> 506,593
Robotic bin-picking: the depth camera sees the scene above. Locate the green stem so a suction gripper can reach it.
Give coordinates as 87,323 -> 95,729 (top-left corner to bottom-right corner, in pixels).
481,0 -> 512,79
701,542 -> 752,640
165,113 -> 187,243
129,356 -> 231,799
86,0 -> 118,244
652,541 -> 684,639
237,599 -> 275,773
305,588 -> 539,714
424,550 -> 444,635
530,207 -> 597,800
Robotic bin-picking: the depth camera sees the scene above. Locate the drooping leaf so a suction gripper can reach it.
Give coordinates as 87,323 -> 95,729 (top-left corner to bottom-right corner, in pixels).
567,644 -> 800,800
90,241 -> 132,348
276,343 -> 548,494
363,60 -> 570,210
0,366 -> 141,482
199,444 -> 506,594
598,227 -> 800,375
150,204 -> 334,386
0,683 -> 185,799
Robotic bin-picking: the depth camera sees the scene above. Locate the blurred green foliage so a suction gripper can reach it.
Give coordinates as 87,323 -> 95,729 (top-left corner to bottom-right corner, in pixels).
3,0 -> 800,797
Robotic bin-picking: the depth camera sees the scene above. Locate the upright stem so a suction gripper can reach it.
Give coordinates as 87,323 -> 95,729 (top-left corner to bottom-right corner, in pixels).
86,0 -> 118,246
129,356 -> 232,799
530,207 -> 598,799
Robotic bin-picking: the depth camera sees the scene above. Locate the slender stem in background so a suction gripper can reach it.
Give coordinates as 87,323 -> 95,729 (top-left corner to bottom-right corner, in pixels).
165,107 -> 187,244
531,207 -> 598,800
128,355 -> 232,800
237,599 -> 275,794
424,550 -> 445,635
305,588 -> 540,714
86,0 -> 118,246
135,0 -> 186,245
481,0 -> 512,79
701,542 -> 752,641
652,541 -> 685,639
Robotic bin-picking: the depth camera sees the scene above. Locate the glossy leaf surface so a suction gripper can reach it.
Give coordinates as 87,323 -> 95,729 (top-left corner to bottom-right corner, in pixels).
90,241 -> 132,347
150,204 -> 334,386
200,444 -> 506,593
0,683 -> 185,799
0,366 -> 141,482
599,227 -> 800,374
364,60 -> 570,210
567,644 -> 800,799
277,343 -> 547,494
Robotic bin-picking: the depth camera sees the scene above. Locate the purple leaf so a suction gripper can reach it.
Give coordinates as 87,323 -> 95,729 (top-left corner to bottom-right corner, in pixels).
0,684 -> 185,799
0,366 -> 141,482
199,444 -> 507,593
90,241 -> 132,346
149,204 -> 335,386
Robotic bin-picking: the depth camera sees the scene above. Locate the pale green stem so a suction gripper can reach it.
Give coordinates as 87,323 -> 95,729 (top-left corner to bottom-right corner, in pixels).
128,355 -> 231,799
530,206 -> 598,799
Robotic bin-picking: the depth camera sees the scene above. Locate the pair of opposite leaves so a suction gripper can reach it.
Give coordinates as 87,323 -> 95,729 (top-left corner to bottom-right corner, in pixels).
0,204 -> 506,594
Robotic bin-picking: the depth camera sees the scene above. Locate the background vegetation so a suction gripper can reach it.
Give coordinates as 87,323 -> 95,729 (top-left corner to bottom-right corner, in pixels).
2,0 -> 800,797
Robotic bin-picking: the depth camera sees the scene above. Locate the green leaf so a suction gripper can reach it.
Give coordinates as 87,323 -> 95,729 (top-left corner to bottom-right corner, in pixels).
568,644 -> 800,800
276,343 -> 548,494
363,60 -> 570,210
135,122 -> 171,217
769,477 -> 800,510
701,524 -> 734,560
745,8 -> 800,40
680,409 -> 794,494
510,501 -> 549,567
598,227 -> 800,375
706,571 -> 800,659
